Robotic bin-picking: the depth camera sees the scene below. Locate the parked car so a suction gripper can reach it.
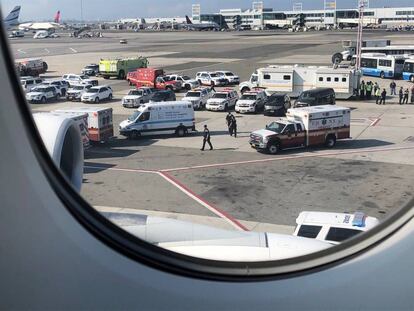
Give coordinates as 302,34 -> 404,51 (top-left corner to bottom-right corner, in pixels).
235,90 -> 267,114
165,75 -> 200,90
20,76 -> 43,92
81,85 -> 113,103
196,72 -> 227,87
264,94 -> 291,116
26,85 -> 59,104
62,74 -> 98,87
41,79 -> 69,97
294,88 -> 336,108
66,84 -> 93,101
206,89 -> 239,112
215,71 -> 240,85
122,88 -> 156,108
81,64 -> 99,76
150,90 -> 176,102
182,87 -> 213,110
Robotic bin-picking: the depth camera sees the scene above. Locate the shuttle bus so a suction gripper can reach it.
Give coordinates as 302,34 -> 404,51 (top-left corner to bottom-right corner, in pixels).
403,58 -> 414,82
352,53 -> 406,79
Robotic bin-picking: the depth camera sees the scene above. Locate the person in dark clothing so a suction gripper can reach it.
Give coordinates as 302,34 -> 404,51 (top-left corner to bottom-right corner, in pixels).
380,89 -> 387,105
403,88 -> 409,105
201,125 -> 213,151
390,81 -> 397,96
210,85 -> 216,92
411,86 -> 414,104
226,112 -> 234,136
230,116 -> 237,138
359,80 -> 366,100
399,87 -> 404,105
366,81 -> 373,100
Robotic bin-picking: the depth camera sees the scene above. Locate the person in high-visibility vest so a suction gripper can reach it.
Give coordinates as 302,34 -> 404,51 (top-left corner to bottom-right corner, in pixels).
366,81 -> 373,100
375,87 -> 381,105
360,81 -> 366,100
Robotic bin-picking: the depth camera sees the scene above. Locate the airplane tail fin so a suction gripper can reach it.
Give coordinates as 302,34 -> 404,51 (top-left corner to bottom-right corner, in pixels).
185,15 -> 193,25
54,10 -> 61,23
4,6 -> 21,26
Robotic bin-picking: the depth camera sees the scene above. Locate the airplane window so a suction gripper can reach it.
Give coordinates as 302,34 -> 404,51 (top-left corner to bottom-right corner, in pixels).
3,1 -> 414,279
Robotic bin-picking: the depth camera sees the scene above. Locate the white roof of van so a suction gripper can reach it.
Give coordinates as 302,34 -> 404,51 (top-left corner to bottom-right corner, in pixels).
296,212 -> 379,231
54,107 -> 112,113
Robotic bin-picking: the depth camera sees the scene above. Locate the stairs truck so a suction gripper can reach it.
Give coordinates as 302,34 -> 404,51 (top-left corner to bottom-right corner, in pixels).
99,56 -> 149,80
249,106 -> 351,154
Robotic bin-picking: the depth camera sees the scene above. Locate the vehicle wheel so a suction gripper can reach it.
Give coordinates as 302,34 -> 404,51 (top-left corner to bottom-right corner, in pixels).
186,84 -> 191,90
118,70 -> 125,80
380,72 -> 385,79
267,142 -> 280,155
108,94 -> 113,101
325,135 -> 337,148
94,97 -> 100,103
40,97 -> 46,104
42,62 -> 48,72
332,53 -> 343,64
241,87 -> 250,94
411,75 -> 414,83
176,127 -> 186,137
130,130 -> 140,140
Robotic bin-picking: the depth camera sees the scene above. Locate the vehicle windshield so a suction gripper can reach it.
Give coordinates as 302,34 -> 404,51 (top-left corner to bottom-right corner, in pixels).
251,75 -> 258,83
182,76 -> 191,80
186,92 -> 201,97
267,96 -> 284,106
128,111 -> 141,121
30,87 -> 47,92
212,93 -> 227,99
129,90 -> 143,96
86,88 -> 99,93
298,92 -> 316,102
210,73 -> 218,78
266,122 -> 286,133
225,72 -> 234,76
80,75 -> 89,79
72,86 -> 85,90
240,94 -> 257,100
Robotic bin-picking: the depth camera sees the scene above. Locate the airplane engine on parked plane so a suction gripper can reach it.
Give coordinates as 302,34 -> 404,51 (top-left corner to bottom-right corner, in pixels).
33,113 -> 84,191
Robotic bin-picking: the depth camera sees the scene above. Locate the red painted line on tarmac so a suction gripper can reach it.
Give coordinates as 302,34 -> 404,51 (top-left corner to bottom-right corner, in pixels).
158,171 -> 249,232
160,145 -> 414,173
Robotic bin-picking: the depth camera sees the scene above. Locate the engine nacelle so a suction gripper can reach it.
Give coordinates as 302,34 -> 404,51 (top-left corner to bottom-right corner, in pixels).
33,113 -> 84,191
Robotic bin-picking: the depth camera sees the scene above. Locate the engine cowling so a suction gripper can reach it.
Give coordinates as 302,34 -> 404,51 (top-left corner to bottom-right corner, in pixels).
33,113 -> 84,191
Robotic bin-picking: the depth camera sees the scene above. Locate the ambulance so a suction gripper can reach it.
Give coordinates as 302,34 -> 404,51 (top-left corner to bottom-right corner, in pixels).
250,105 -> 351,154
53,107 -> 113,143
119,102 -> 195,139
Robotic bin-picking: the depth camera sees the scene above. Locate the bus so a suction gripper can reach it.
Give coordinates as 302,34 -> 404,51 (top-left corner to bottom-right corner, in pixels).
403,58 -> 414,82
352,53 -> 406,79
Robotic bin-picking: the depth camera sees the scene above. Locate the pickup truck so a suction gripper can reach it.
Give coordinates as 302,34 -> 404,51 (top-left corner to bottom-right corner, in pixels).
250,106 -> 351,154
127,68 -> 182,92
122,87 -> 156,108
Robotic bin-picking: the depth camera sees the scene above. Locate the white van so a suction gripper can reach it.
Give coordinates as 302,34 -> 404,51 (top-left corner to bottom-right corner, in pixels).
119,102 -> 195,139
33,31 -> 49,39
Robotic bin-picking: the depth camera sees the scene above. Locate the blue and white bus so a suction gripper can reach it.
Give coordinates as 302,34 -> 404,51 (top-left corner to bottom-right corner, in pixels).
403,58 -> 414,82
352,53 -> 406,79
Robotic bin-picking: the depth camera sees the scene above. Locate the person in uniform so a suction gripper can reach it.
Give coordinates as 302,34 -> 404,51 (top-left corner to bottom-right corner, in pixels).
411,85 -> 414,104
201,125 -> 213,151
390,81 -> 397,96
375,87 -> 381,105
230,116 -> 237,138
360,80 -> 366,100
366,81 -> 373,100
380,89 -> 387,105
403,88 -> 409,105
226,112 -> 234,136
399,87 -> 404,105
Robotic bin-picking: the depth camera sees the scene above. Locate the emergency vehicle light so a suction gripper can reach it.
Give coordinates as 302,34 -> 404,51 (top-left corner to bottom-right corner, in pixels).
352,212 -> 366,227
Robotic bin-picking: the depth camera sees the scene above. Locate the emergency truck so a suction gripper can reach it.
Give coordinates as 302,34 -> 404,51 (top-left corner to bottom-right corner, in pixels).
127,68 -> 182,91
15,58 -> 48,77
99,56 -> 148,80
293,211 -> 379,245
250,105 -> 351,154
54,107 -> 114,143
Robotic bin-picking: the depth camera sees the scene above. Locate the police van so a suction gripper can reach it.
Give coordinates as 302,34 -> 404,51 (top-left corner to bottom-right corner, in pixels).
119,101 -> 195,139
293,211 -> 379,245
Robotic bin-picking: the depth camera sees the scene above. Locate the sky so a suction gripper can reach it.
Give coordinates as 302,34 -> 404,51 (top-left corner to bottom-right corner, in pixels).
1,0 -> 414,21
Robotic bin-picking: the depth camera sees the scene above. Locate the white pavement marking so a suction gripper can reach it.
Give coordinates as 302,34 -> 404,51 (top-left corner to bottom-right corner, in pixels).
157,171 -> 249,232
44,49 -> 50,54
161,145 -> 414,173
17,49 -> 26,54
70,48 -> 78,53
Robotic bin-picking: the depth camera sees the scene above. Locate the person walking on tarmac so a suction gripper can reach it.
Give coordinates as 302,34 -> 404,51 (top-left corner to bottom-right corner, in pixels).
200,125 -> 213,151
230,116 -> 237,138
366,81 -> 373,100
380,89 -> 387,105
399,87 -> 404,105
390,81 -> 397,96
375,87 -> 381,105
226,112 -> 234,136
360,80 -> 366,100
403,88 -> 409,105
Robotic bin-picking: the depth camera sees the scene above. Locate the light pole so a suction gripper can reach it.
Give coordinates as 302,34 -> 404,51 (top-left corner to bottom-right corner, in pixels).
80,0 -> 84,23
356,0 -> 365,71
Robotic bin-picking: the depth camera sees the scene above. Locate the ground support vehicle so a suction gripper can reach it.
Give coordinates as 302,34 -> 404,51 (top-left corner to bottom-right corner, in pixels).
119,102 -> 195,139
127,68 -> 181,91
250,105 -> 351,154
99,57 -> 148,80
54,107 -> 114,143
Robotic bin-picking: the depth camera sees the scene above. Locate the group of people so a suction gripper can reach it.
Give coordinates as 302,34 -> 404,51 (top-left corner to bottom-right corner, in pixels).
360,80 -> 414,105
200,113 -> 239,151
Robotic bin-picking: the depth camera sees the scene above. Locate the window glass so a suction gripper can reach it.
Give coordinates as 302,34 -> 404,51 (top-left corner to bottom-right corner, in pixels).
326,228 -> 362,242
297,225 -> 322,238
263,74 -> 271,80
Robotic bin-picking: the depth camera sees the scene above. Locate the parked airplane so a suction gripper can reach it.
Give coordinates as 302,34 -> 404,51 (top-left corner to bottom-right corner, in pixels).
185,15 -> 220,31
18,10 -> 61,31
3,6 -> 21,30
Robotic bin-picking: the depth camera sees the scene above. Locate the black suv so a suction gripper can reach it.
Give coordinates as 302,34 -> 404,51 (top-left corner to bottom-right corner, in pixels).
150,90 -> 176,102
264,94 -> 291,116
294,88 -> 336,108
81,64 -> 99,76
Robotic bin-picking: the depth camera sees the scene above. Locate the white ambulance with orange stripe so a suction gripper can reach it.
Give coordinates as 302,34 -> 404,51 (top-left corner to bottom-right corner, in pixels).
250,105 -> 351,154
54,107 -> 114,143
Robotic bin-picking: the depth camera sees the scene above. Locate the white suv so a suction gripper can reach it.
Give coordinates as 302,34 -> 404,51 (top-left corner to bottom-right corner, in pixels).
196,72 -> 227,87
63,74 -> 98,87
215,71 -> 240,85
20,76 -> 43,92
26,85 -> 59,104
166,75 -> 200,90
182,88 -> 213,110
206,89 -> 239,112
235,90 -> 267,114
66,84 -> 93,101
81,85 -> 113,103
42,80 -> 69,97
